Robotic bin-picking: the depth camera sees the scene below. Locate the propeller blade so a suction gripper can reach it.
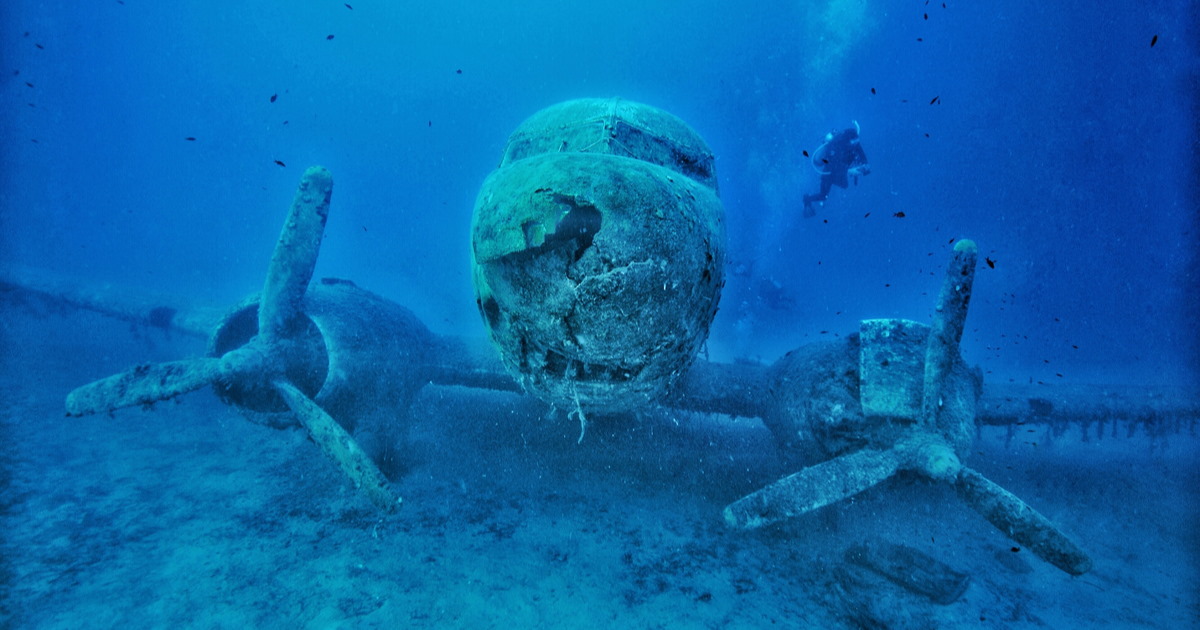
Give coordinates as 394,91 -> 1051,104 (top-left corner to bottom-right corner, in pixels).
272,379 -> 400,512
723,447 -> 902,529
955,466 -> 1092,575
922,238 -> 977,427
258,166 -> 333,342
65,358 -> 222,416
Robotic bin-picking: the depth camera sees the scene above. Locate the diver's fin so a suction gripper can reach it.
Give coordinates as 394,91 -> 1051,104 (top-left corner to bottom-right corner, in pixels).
802,195 -> 817,218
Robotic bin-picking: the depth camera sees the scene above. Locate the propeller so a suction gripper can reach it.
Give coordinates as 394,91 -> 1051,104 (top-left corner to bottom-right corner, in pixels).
723,433 -> 1092,575
723,446 -> 900,530
723,240 -> 1093,575
65,167 -> 400,512
66,358 -> 222,415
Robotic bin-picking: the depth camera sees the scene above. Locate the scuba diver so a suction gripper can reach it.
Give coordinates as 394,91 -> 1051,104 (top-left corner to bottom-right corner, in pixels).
802,122 -> 870,217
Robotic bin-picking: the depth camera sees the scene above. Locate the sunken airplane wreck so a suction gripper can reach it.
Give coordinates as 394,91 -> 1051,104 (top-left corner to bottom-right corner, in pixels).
39,99 -> 1192,582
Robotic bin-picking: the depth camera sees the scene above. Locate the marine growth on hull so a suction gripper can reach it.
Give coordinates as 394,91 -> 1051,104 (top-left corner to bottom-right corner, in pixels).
471,98 -> 726,415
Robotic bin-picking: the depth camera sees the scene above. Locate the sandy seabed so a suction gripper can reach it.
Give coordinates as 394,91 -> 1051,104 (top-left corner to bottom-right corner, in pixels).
1,306 -> 1197,629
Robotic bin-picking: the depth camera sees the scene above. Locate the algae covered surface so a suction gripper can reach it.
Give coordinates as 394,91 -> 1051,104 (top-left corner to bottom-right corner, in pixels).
2,306 -> 1197,629
2,0 -> 1197,627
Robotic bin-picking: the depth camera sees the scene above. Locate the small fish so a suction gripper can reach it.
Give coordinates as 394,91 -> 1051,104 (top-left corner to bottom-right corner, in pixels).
345,3 -> 353,8
924,13 -> 928,20
184,137 -> 196,141
916,37 -> 924,42
1010,547 -> 1021,553
821,158 -> 829,164
870,87 -> 876,94
924,133 -> 930,137
893,211 -> 906,218
270,93 -> 277,103
326,34 -> 335,40
929,95 -> 940,104
985,257 -> 995,268
30,138 -> 38,143
1150,34 -> 1158,47
456,69 -> 463,74
283,120 -> 289,125
274,159 -> 286,167
428,120 -> 432,127
863,212 -> 870,218
24,81 -> 33,88
802,150 -> 810,157
35,43 -> 45,50
362,225 -> 367,231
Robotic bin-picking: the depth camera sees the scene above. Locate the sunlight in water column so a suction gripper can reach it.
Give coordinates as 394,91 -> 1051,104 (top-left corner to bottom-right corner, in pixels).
801,0 -> 879,83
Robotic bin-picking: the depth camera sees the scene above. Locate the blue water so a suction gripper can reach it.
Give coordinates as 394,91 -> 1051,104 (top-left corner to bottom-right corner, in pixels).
3,0 -> 1195,385
2,1 -> 1197,628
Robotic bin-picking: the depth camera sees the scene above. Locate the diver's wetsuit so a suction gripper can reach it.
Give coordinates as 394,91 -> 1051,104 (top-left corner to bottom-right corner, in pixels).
803,128 -> 869,216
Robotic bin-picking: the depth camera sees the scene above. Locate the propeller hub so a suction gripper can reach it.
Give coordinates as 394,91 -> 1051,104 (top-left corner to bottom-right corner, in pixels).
907,438 -> 962,482
209,298 -> 328,413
